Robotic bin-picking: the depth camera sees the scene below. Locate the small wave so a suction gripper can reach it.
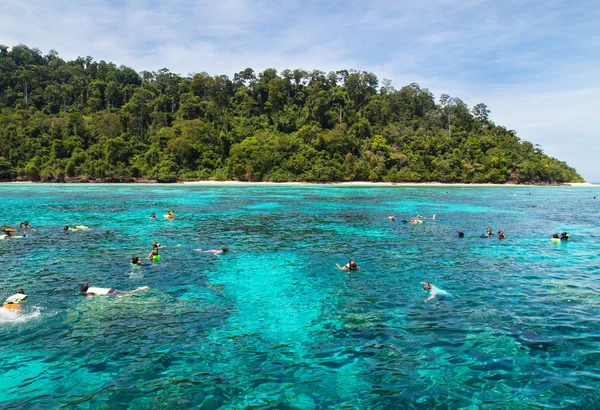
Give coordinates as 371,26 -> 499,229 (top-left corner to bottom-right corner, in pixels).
129,270 -> 145,279
0,306 -> 42,325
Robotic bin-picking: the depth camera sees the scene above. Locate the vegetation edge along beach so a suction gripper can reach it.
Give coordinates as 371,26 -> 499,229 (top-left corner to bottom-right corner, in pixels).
0,44 -> 584,184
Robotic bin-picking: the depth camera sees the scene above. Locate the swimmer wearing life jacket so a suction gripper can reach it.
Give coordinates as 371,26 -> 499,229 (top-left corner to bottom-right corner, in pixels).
80,281 -> 149,297
148,249 -> 161,261
131,256 -> 142,266
166,210 -> 175,219
64,225 -> 89,232
2,286 -> 27,311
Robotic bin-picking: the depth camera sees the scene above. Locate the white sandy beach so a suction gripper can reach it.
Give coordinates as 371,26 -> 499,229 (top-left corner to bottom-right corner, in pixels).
1,181 -> 595,187
180,180 -> 597,187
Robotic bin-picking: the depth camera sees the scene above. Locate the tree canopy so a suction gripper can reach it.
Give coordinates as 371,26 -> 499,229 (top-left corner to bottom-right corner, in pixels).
0,44 -> 583,183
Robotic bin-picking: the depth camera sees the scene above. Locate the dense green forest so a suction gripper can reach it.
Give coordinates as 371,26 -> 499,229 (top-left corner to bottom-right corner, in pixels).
0,44 -> 583,183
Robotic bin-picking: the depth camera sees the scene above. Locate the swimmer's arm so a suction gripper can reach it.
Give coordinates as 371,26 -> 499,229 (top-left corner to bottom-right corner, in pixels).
424,294 -> 435,303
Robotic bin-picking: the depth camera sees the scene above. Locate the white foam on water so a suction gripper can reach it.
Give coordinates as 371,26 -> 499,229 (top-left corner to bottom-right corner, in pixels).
0,306 -> 42,325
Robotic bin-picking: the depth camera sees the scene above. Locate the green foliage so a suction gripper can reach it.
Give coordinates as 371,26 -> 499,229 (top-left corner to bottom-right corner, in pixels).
0,44 -> 584,183
0,156 -> 16,180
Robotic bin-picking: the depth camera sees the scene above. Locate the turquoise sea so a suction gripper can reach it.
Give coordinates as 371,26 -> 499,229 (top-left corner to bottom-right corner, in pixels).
1,184 -> 599,409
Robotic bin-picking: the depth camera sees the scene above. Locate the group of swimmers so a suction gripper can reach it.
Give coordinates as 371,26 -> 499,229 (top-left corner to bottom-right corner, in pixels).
1,221 -> 31,238
552,232 -> 569,241
150,210 -> 175,219
3,205 -> 575,311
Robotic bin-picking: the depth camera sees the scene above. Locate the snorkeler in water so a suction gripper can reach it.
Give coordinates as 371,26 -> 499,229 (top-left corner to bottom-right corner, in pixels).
336,257 -> 359,271
79,281 -> 149,297
479,226 -> 493,238
196,247 -> 230,256
421,281 -> 448,303
1,286 -> 28,310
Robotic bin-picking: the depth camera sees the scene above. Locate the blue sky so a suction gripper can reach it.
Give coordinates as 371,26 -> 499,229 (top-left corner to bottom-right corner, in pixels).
2,0 -> 599,181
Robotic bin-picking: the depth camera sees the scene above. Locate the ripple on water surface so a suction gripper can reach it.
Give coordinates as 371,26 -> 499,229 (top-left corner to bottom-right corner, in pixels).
1,184 -> 599,408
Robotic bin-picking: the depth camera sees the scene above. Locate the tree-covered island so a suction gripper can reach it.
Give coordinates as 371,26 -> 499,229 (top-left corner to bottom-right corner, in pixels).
0,45 -> 583,183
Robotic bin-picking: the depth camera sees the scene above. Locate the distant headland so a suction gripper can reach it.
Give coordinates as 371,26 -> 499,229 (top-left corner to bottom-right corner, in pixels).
0,44 -> 583,184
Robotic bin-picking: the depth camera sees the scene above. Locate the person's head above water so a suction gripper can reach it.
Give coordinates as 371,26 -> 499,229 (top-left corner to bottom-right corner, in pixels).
17,285 -> 24,294
553,233 -> 559,238
458,232 -> 464,238
222,247 -> 229,253
421,281 -> 432,290
80,281 -> 89,293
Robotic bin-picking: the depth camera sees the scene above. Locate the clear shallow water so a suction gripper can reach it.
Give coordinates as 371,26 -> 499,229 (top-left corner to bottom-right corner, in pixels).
1,184 -> 599,409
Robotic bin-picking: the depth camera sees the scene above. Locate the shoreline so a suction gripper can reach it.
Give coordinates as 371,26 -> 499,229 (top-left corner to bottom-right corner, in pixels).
2,180 -> 595,187
181,181 -> 596,187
